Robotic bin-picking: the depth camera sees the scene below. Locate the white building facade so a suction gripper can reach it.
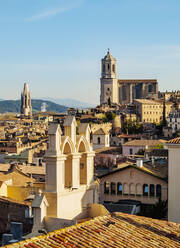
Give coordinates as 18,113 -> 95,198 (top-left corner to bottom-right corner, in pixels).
167,137 -> 180,223
92,128 -> 110,150
167,111 -> 180,134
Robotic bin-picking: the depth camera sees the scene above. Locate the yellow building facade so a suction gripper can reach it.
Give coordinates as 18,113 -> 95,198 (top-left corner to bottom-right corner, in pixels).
134,99 -> 173,123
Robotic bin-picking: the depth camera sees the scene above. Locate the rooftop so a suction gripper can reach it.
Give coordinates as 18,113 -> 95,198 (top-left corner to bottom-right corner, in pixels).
167,137 -> 180,144
99,163 -> 167,181
134,99 -> 173,105
118,79 -> 157,84
6,213 -> 180,248
93,128 -> 109,135
123,139 -> 165,147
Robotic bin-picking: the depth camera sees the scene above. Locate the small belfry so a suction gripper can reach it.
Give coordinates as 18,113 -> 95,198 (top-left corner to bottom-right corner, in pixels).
20,83 -> 32,117
45,116 -> 98,219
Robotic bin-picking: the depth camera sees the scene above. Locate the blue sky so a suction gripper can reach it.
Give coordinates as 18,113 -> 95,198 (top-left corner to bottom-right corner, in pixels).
0,0 -> 180,104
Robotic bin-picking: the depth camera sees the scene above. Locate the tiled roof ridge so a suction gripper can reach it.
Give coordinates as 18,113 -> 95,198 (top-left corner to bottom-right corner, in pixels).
118,79 -> 157,82
167,137 -> 180,144
98,163 -> 167,181
0,195 -> 29,206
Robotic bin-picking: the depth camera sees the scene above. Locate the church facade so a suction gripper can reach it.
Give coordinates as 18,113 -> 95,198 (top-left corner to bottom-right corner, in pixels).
100,50 -> 158,105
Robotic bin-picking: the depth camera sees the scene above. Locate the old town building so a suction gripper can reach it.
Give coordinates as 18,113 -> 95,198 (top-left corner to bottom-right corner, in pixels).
167,110 -> 180,133
134,99 -> 173,123
99,163 -> 168,205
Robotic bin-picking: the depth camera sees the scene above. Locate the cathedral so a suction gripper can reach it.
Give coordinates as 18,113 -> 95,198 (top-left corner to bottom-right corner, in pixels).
20,83 -> 32,117
100,50 -> 158,105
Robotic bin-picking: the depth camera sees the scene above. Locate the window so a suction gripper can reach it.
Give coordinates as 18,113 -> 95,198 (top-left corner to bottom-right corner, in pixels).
129,148 -> 133,155
112,64 -> 115,73
117,183 -> 122,195
111,182 -> 116,194
123,183 -> 129,195
80,163 -> 84,169
103,64 -> 105,73
108,64 -> 110,70
150,184 -> 155,197
104,182 -> 110,194
98,137 -> 101,144
156,184 -> 161,198
130,183 -> 135,195
143,184 -> 148,196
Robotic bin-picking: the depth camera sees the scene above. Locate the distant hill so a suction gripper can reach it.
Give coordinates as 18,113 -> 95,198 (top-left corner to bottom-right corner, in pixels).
0,99 -> 68,114
43,98 -> 96,108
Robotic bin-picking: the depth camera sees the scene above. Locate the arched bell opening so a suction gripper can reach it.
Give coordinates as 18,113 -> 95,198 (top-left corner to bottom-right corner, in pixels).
78,141 -> 87,185
63,142 -> 73,188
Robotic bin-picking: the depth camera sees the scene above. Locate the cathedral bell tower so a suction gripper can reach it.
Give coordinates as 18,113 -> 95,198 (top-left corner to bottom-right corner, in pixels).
20,83 -> 32,117
100,49 -> 118,104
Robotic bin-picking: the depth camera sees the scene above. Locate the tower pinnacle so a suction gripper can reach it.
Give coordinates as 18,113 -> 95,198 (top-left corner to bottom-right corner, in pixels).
20,83 -> 32,117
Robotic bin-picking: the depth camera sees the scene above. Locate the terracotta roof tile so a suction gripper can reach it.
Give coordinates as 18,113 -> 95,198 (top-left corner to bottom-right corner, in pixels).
167,137 -> 180,144
93,128 -> 109,135
123,139 -> 165,147
6,213 -> 180,248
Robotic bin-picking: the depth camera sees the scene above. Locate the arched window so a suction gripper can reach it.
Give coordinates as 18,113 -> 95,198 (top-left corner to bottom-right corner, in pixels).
104,181 -> 110,194
136,183 -> 142,196
108,63 -> 110,70
123,183 -> 129,195
148,84 -> 153,92
143,184 -> 148,196
130,183 -> 135,195
117,183 -> 122,195
112,64 -> 115,73
98,137 -> 101,144
156,184 -> 162,198
150,184 -> 155,197
111,182 -> 116,194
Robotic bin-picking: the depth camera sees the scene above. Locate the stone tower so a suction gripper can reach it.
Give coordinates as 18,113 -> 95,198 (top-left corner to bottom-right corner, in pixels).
21,83 -> 32,117
100,49 -> 118,104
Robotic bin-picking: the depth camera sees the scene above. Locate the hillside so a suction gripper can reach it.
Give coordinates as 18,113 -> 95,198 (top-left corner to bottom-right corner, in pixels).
43,97 -> 95,108
0,99 -> 68,114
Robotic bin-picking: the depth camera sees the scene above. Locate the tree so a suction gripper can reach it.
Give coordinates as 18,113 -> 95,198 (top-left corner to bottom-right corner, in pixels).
138,199 -> 167,219
122,120 -> 143,134
103,112 -> 116,122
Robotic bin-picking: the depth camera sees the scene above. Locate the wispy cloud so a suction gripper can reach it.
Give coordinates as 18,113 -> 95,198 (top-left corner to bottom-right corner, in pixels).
26,0 -> 83,22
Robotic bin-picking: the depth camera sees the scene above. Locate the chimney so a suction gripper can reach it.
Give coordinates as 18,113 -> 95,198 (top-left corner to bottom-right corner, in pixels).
151,156 -> 155,167
136,159 -> 143,168
10,222 -> 23,241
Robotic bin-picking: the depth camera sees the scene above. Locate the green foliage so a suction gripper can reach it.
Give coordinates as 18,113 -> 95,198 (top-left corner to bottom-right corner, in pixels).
153,143 -> 164,149
0,99 -> 68,113
103,112 -> 116,122
138,199 -> 167,219
136,149 -> 145,155
122,119 -> 143,134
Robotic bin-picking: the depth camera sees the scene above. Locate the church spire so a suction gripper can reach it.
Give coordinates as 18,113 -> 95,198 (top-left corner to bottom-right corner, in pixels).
20,83 -> 32,118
